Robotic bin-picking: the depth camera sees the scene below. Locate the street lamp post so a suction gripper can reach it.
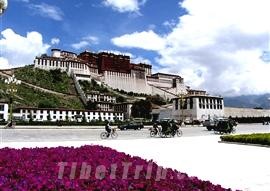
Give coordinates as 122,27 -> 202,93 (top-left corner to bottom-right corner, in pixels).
4,75 -> 21,123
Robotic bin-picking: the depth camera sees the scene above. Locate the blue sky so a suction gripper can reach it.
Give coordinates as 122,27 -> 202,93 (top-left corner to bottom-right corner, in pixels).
1,0 -> 183,67
1,0 -> 270,96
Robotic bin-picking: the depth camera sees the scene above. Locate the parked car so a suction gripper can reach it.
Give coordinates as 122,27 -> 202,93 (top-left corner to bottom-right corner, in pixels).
118,121 -> 144,130
184,119 -> 202,125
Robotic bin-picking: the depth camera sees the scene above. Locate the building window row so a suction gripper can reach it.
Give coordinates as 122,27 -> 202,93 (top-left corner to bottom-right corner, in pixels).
20,109 -> 123,121
175,98 -> 223,110
199,98 -> 223,110
36,58 -> 88,71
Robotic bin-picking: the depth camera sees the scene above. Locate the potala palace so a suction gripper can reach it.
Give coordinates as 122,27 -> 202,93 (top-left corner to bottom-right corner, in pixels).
1,48 -> 270,123
33,48 -> 225,121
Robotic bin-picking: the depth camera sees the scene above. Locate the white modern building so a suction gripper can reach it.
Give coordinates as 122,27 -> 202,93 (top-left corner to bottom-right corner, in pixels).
171,95 -> 224,121
0,101 -> 9,121
14,107 -> 124,122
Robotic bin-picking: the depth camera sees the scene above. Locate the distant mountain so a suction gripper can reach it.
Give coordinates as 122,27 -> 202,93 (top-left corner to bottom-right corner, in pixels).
224,94 -> 270,109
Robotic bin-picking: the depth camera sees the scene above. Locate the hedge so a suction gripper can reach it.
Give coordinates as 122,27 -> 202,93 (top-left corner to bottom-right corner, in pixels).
220,133 -> 270,146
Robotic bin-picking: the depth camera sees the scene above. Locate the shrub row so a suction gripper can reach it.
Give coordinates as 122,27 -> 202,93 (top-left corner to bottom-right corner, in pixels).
220,133 -> 270,146
232,117 -> 270,124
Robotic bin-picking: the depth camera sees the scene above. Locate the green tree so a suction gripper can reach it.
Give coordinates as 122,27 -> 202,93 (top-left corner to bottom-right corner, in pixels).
86,101 -> 97,110
50,69 -> 63,83
91,79 -> 98,87
131,99 -> 152,119
38,99 -> 56,108
147,94 -> 166,106
116,96 -> 126,103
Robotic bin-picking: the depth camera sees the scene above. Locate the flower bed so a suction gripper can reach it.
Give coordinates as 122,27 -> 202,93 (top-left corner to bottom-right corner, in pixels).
0,145 -> 232,190
221,133 -> 270,146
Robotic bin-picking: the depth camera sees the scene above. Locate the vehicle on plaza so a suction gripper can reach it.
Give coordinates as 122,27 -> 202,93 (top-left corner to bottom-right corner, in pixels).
203,117 -> 228,131
159,128 -> 183,138
184,119 -> 202,125
4,120 -> 16,129
213,119 -> 237,134
149,122 -> 162,137
150,119 -> 183,138
204,117 -> 237,133
100,128 -> 118,139
203,118 -> 218,131
262,121 -> 270,125
118,121 -> 144,130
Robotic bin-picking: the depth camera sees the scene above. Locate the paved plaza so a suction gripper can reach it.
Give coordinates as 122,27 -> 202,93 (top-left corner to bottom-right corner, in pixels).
0,124 -> 269,191
0,124 -> 269,142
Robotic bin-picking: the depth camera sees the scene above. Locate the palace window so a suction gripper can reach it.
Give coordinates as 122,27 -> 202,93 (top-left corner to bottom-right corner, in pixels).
190,98 -> 193,109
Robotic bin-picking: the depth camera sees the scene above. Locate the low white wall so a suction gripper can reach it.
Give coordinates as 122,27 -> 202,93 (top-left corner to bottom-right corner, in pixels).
224,107 -> 270,118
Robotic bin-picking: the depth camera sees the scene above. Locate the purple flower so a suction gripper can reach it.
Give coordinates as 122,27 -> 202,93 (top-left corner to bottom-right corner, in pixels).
0,145 -> 234,190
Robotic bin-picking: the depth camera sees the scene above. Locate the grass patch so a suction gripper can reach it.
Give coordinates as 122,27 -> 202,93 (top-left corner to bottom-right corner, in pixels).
14,65 -> 77,95
0,78 -> 84,109
220,133 -> 270,146
79,79 -> 110,94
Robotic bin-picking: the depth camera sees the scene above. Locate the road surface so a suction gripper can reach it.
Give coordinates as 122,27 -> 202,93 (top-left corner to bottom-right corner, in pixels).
0,124 -> 269,142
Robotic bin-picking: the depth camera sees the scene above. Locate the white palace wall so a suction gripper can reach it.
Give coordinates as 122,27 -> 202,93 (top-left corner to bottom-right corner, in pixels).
224,107 -> 270,118
34,55 -> 189,99
103,71 -> 151,94
34,58 -> 95,77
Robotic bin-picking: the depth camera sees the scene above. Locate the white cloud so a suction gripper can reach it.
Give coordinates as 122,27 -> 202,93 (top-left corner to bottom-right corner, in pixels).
51,38 -> 60,45
28,3 -> 64,21
83,36 -> 99,45
71,41 -> 89,50
102,0 -> 146,14
0,57 -> 11,70
111,30 -> 166,51
16,0 -> 30,3
71,35 -> 99,50
163,20 -> 177,29
0,28 -> 50,68
112,0 -> 270,96
132,56 -> 151,65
